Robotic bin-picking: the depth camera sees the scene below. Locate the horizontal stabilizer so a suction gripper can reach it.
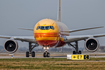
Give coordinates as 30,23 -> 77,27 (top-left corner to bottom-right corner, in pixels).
18,28 -> 33,31
62,26 -> 104,33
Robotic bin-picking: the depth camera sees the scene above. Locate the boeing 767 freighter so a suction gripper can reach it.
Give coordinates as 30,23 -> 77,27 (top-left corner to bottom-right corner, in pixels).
0,0 -> 105,57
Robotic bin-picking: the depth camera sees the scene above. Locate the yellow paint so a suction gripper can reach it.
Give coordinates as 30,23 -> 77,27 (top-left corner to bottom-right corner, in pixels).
60,37 -> 64,41
72,55 -> 89,60
72,55 -> 84,60
34,19 -> 60,33
34,19 -> 60,41
35,37 -> 59,41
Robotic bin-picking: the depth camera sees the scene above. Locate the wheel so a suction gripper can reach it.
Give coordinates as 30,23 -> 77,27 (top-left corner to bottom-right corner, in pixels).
32,51 -> 35,57
43,52 -> 46,57
43,51 -> 50,57
47,52 -> 50,57
78,51 -> 82,54
26,51 -> 29,57
73,51 -> 76,54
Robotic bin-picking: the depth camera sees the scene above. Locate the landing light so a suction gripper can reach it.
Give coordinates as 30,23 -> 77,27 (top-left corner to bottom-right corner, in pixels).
43,47 -> 49,50
44,47 -> 46,49
47,47 -> 49,49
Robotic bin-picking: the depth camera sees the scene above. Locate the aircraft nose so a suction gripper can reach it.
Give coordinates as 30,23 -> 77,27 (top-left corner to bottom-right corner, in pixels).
35,33 -> 59,47
35,33 -> 59,39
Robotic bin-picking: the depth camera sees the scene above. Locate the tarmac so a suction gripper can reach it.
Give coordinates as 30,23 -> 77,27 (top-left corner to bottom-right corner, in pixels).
0,52 -> 105,59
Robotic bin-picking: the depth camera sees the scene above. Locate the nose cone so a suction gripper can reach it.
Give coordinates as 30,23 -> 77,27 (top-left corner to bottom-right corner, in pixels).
34,19 -> 60,47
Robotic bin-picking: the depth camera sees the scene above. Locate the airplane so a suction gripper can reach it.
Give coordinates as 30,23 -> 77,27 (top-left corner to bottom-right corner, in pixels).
0,0 -> 105,57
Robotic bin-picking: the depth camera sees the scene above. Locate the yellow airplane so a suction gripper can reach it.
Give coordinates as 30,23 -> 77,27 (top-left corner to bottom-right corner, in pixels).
0,0 -> 105,57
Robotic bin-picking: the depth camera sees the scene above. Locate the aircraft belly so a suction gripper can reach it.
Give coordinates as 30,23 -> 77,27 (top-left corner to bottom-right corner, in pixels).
37,40 -> 58,47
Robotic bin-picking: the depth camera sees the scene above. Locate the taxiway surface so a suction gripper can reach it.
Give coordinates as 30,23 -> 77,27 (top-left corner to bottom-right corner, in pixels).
0,52 -> 105,58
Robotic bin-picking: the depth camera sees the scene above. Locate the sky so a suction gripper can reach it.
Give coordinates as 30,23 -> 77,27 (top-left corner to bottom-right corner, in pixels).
0,0 -> 105,50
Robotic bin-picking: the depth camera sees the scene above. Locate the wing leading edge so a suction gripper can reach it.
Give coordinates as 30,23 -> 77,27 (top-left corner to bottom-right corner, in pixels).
0,35 -> 36,43
64,33 -> 105,43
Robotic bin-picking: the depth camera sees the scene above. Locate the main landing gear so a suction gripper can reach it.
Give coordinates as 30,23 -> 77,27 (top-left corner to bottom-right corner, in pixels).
26,42 -> 39,57
68,41 -> 82,54
43,47 -> 50,57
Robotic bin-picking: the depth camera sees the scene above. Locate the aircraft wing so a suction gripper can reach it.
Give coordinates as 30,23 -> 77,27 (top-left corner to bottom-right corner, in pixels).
0,35 -> 36,43
62,26 -> 103,33
64,33 -> 105,43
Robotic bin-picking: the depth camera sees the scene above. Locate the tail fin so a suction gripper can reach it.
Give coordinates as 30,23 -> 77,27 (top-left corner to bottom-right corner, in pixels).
57,0 -> 61,22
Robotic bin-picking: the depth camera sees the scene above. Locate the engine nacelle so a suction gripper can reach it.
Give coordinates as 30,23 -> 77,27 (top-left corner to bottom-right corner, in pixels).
85,38 -> 100,52
4,39 -> 18,53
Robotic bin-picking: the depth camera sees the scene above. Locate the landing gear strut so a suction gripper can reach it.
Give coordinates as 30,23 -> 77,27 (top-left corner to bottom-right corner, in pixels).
26,42 -> 39,57
68,41 -> 82,54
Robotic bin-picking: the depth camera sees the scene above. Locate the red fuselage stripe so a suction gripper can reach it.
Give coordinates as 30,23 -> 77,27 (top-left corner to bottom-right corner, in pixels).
34,33 -> 59,37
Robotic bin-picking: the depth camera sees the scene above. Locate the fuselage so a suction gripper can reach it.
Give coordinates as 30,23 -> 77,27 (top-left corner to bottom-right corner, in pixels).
34,19 -> 69,48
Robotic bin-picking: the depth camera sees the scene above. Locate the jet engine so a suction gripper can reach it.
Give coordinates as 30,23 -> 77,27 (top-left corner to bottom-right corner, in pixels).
4,39 -> 18,53
85,38 -> 100,52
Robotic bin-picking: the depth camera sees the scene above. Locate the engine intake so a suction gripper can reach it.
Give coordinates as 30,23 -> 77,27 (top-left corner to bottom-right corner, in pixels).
85,38 -> 99,52
4,40 -> 18,53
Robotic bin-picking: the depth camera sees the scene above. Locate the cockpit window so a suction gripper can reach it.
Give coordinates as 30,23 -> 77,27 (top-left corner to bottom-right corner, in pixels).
36,26 -> 40,30
40,26 -> 44,30
50,26 -> 54,30
45,26 -> 50,30
36,26 -> 54,30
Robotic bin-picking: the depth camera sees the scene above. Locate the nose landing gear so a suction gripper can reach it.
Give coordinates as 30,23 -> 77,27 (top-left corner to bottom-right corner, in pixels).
43,47 -> 50,57
43,51 -> 50,57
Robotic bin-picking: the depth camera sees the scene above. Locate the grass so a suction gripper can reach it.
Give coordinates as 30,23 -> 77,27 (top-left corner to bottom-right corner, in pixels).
0,58 -> 105,70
